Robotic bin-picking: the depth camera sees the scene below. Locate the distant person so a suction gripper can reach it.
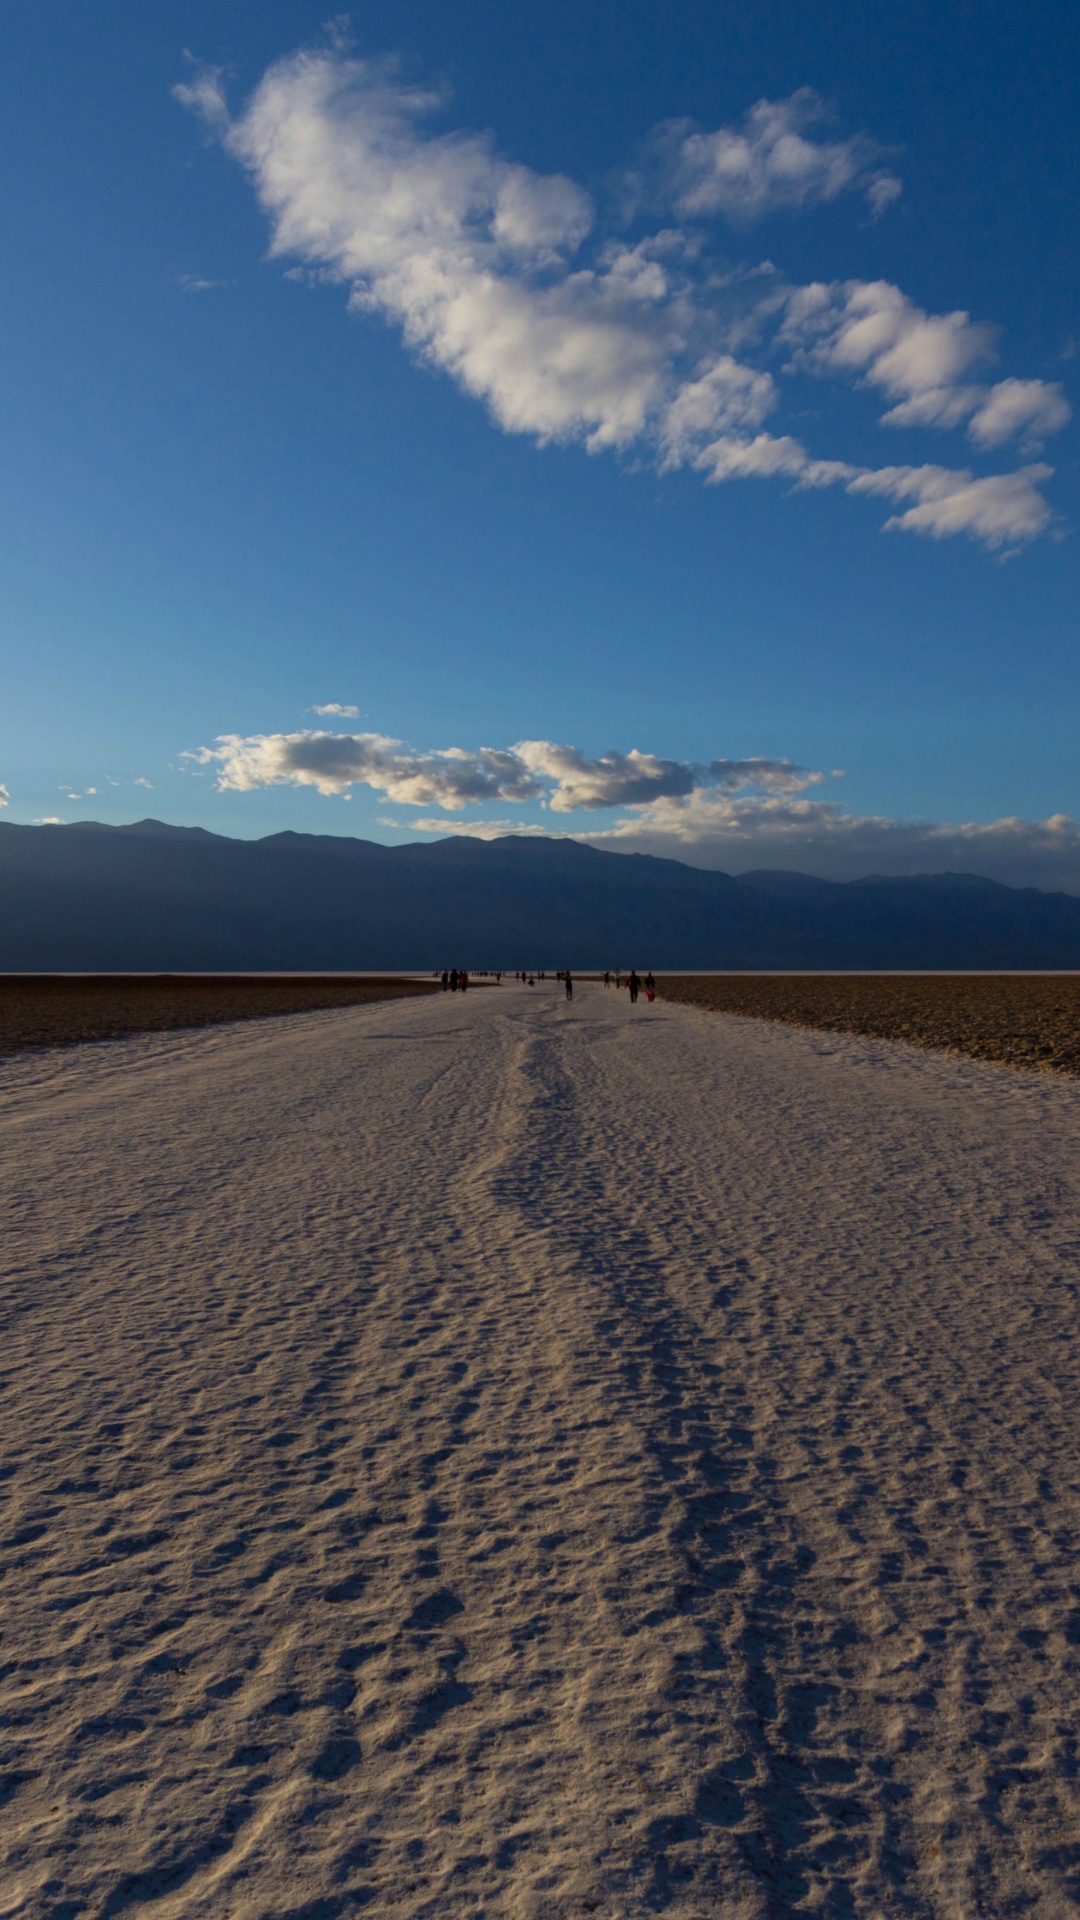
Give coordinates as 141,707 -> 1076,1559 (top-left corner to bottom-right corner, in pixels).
449,969 -> 459,992
603,970 -> 611,988
460,970 -> 469,993
441,969 -> 449,990
565,970 -> 573,1000
615,970 -> 622,989
627,969 -> 640,1004
644,971 -> 656,1002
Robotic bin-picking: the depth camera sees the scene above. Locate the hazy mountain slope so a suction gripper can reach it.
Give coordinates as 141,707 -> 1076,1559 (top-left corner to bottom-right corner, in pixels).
2,820 -> 1079,968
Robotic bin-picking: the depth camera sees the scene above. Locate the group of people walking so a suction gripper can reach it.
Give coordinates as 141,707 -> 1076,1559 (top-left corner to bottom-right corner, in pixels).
602,969 -> 656,1002
438,968 -> 655,1004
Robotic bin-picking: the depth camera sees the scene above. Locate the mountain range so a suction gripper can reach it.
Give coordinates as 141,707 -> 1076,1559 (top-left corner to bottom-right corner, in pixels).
2,819 -> 1079,970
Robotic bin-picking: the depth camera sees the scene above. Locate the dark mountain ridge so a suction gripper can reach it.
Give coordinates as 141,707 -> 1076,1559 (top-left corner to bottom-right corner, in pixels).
1,818 -> 1078,970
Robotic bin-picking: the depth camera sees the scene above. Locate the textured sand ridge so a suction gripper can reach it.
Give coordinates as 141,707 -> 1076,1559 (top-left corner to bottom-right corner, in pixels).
2,986 -> 1080,1916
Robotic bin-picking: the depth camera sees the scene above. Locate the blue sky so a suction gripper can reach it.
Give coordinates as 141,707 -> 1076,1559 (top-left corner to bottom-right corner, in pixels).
2,0 -> 1078,885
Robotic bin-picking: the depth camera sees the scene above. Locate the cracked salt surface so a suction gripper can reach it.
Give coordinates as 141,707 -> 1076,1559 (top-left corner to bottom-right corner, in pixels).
2,983 -> 1079,1916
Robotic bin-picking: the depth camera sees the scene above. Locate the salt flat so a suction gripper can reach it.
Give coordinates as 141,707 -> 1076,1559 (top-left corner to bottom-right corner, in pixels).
2,983 -> 1079,1918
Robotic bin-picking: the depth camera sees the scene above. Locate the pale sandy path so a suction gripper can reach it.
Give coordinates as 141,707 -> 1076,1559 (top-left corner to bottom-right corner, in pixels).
2,985 -> 1080,1918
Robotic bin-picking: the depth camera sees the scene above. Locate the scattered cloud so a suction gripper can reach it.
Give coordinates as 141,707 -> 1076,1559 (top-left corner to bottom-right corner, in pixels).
188,730 -> 819,811
683,434 -> 1054,551
389,795 -> 1080,893
513,741 -> 818,811
33,815 -> 64,825
174,43 -> 1069,547
782,281 -> 1071,453
378,815 -> 555,839
575,793 -> 1080,893
847,462 -> 1054,546
312,702 -> 360,716
966,378 -> 1072,451
187,731 -> 544,807
187,720 -> 1080,890
133,777 -> 154,788
176,273 -> 227,294
0,783 -> 9,807
61,776 -> 153,798
173,58 -> 231,138
645,89 -> 901,224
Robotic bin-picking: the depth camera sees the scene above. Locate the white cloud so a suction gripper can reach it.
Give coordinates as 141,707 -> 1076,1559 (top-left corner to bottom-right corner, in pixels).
783,278 -> 994,402
658,355 -> 778,466
783,280 -> 1071,453
187,731 -> 544,807
174,43 -> 1068,548
966,378 -> 1072,450
0,783 -> 9,807
687,434 -> 1054,550
847,462 -> 1054,546
176,273 -> 226,294
188,720 -> 1080,891
188,730 -> 819,811
312,702 -> 360,717
33,816 -> 64,825
379,816 -> 556,839
173,60 -> 231,137
513,740 -> 818,811
575,791 -> 1080,892
653,90 -> 901,224
133,777 -> 154,788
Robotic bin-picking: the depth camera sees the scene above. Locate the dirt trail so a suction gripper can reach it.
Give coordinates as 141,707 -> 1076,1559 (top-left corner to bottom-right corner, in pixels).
2,985 -> 1079,1917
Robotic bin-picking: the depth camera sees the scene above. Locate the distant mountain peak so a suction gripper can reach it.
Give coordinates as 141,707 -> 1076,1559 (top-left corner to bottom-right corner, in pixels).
66,817 -> 226,840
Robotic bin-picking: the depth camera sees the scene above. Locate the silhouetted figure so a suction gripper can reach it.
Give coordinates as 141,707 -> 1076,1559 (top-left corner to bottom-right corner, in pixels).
565,971 -> 573,1000
441,969 -> 449,990
627,970 -> 640,1004
449,969 -> 459,991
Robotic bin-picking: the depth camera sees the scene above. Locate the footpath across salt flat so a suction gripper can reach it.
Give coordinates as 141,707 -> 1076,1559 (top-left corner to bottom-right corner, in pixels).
2,982 -> 1079,1918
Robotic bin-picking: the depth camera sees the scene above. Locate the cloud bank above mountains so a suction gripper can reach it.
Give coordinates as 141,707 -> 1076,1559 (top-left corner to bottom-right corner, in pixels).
186,726 -> 1080,892
189,730 -> 818,812
176,41 -> 1069,549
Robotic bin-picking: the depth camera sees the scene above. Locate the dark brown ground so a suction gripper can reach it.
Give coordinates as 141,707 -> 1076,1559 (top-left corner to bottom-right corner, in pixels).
657,973 -> 1080,1076
0,976 -> 438,1058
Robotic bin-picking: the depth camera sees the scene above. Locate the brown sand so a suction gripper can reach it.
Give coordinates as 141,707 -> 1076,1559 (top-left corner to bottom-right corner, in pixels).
0,974 -> 436,1057
658,971 -> 1080,1075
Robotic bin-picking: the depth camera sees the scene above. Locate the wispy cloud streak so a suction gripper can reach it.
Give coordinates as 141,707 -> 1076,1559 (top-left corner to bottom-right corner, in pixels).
175,43 -> 1069,546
